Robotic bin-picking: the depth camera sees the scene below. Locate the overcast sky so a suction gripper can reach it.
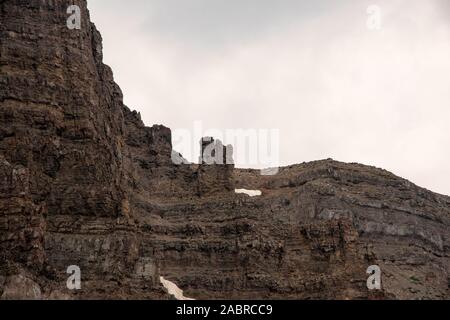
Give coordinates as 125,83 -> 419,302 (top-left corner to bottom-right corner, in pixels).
87,0 -> 450,195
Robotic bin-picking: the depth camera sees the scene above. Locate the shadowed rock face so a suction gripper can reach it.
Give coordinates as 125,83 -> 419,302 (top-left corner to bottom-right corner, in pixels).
0,0 -> 449,300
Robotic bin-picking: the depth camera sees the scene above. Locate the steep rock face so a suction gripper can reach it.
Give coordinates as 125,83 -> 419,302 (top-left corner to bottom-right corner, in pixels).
0,0 -> 163,299
0,0 -> 126,219
234,162 -> 450,299
0,0 -> 449,300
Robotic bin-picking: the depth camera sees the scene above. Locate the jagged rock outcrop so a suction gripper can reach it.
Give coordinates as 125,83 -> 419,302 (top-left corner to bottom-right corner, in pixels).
0,0 -> 449,300
198,137 -> 234,196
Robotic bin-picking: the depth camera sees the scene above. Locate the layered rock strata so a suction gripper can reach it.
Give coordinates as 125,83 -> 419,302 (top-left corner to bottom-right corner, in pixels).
0,0 -> 448,300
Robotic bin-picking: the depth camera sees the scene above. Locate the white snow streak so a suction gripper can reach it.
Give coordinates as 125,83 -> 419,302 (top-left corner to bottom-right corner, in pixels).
160,277 -> 195,301
235,189 -> 262,197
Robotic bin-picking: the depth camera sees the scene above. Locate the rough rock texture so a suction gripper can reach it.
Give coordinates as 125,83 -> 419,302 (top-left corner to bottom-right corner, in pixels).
0,0 -> 449,300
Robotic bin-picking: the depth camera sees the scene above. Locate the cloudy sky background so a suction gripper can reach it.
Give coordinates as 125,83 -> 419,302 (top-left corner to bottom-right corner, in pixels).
88,0 -> 450,195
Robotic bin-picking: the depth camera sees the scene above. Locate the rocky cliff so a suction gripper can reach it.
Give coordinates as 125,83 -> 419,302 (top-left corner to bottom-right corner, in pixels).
0,0 -> 449,300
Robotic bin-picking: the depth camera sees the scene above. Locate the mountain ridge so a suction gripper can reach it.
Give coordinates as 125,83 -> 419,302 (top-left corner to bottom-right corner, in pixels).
0,0 -> 448,300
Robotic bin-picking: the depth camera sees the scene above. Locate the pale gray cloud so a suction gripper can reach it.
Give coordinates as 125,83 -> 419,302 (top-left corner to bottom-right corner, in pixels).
88,0 -> 450,195
90,0 -> 336,42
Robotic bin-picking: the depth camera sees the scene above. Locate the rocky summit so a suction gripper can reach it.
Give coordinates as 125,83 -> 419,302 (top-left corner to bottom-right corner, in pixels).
0,0 -> 449,300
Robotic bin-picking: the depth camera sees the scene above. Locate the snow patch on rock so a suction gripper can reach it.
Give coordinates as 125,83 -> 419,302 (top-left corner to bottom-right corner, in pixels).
160,277 -> 195,300
235,189 -> 262,197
